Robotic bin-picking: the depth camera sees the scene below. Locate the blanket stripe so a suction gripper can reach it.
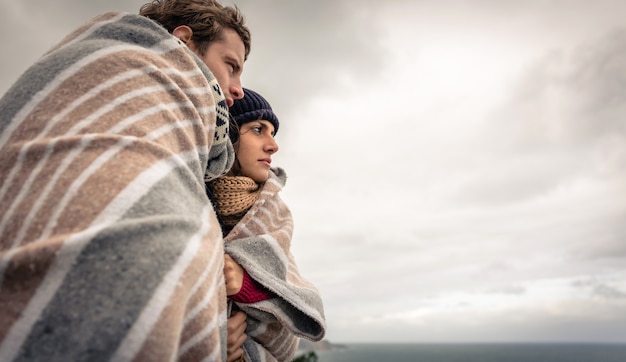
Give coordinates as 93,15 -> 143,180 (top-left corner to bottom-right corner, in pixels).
224,168 -> 326,362
0,12 -> 232,362
0,12 -> 125,141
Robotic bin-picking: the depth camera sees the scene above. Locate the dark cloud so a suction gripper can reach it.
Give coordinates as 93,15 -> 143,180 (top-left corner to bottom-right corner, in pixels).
592,284 -> 626,299
485,285 -> 527,295
492,27 -> 626,150
573,278 -> 626,300
518,29 -> 626,143
569,213 -> 626,261
452,156 -> 577,206
0,1 -> 145,95
453,27 -> 626,207
232,0 -> 387,115
2,0 -> 388,104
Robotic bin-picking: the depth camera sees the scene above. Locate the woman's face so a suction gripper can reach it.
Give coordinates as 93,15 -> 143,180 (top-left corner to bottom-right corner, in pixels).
235,120 -> 279,183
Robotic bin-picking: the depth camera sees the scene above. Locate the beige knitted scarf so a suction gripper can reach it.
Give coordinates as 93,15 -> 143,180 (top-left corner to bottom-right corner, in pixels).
208,176 -> 261,231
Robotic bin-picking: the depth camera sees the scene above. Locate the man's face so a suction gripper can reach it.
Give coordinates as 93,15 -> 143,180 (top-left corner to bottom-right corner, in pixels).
196,28 -> 246,108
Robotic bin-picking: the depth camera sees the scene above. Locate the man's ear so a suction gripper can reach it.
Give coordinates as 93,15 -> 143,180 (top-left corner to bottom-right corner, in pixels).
172,25 -> 193,44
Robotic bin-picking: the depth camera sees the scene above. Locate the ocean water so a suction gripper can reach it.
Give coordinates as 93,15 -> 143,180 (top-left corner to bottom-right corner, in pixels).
312,343 -> 626,362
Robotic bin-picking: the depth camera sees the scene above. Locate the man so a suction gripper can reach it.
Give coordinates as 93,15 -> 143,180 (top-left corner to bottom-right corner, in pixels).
0,1 -> 250,360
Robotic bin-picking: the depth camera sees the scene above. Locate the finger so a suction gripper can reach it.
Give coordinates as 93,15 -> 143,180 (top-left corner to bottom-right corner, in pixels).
226,347 -> 243,362
225,279 -> 241,296
234,319 -> 247,336
232,310 -> 247,320
223,257 -> 233,271
227,333 -> 247,356
227,312 -> 247,335
227,320 -> 247,343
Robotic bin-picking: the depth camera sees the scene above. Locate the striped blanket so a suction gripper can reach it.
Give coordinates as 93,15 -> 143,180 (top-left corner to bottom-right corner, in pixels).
224,168 -> 326,362
0,12 -> 234,362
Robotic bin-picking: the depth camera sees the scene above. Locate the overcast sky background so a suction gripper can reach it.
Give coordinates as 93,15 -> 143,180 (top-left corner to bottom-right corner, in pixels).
1,0 -> 625,345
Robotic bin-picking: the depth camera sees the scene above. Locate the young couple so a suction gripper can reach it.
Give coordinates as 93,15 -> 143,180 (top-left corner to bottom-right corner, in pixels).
0,0 -> 324,361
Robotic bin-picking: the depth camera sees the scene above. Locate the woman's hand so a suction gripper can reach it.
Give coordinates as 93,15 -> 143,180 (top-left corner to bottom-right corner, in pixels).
227,310 -> 247,361
224,254 -> 244,296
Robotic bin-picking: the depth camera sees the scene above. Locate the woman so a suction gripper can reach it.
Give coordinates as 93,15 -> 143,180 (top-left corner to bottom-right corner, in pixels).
207,89 -> 326,362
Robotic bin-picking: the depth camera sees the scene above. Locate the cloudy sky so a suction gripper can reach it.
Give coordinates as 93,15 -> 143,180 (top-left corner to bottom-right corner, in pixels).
1,0 -> 625,345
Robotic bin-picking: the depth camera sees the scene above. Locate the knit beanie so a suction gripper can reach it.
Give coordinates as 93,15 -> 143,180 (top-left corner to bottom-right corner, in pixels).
229,88 -> 279,135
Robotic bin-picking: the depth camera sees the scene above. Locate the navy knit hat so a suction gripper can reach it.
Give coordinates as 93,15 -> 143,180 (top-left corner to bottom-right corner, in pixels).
229,88 -> 279,135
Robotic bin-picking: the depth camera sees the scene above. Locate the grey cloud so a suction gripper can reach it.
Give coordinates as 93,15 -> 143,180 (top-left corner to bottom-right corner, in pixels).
592,284 -> 626,299
478,262 -> 515,275
0,0 -> 145,95
497,27 -> 626,149
572,278 -> 626,299
233,1 -> 387,115
452,154 -> 578,206
572,279 -> 596,288
569,214 -> 626,261
2,0 -> 387,111
485,285 -> 527,295
453,27 -> 626,207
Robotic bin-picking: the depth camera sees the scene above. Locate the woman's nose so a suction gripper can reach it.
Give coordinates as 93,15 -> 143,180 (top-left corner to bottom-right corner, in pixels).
266,137 -> 279,154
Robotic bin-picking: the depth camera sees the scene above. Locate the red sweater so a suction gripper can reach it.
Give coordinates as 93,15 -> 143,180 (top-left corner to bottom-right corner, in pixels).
231,270 -> 273,303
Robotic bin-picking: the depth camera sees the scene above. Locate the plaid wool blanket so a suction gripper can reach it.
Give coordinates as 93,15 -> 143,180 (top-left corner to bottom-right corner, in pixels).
0,12 -> 233,362
224,168 -> 326,362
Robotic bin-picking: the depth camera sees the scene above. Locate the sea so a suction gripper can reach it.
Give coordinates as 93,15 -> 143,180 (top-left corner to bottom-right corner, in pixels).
309,343 -> 626,362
